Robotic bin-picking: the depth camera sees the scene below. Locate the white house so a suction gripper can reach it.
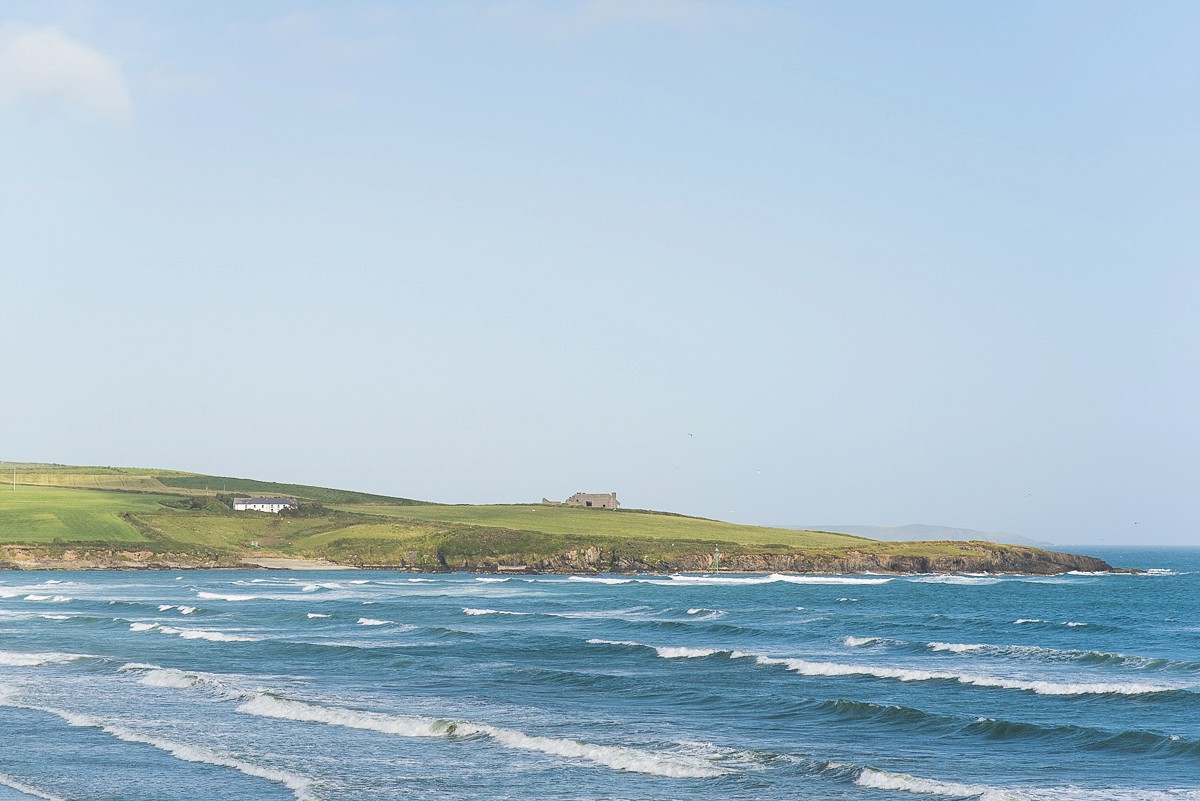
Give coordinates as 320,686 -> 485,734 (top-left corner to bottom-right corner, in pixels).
233,497 -> 297,513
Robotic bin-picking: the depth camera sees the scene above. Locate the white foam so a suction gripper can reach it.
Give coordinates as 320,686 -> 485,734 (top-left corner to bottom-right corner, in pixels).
586,638 -> 643,647
195,592 -> 258,601
567,576 -> 633,584
855,767 -> 1200,800
130,622 -> 259,642
857,767 -> 988,797
120,664 -> 244,700
1014,619 -> 1047,625
38,614 -> 70,621
463,608 -> 529,616
756,656 -> 1177,695
237,694 -> 726,778
843,637 -> 882,648
33,705 -> 315,801
0,651 -> 85,667
928,642 -> 986,653
910,575 -> 1003,585
357,618 -> 391,626
163,626 -> 260,642
22,595 -> 71,602
0,773 -> 67,801
653,646 -> 726,659
655,574 -> 890,586
836,597 -> 860,602
306,613 -> 331,618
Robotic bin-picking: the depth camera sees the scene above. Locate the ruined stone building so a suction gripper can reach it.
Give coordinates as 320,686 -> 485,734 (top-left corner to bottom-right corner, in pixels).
542,492 -> 620,510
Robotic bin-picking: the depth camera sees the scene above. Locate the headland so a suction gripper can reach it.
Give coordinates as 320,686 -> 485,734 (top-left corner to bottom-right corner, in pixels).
0,462 -> 1116,574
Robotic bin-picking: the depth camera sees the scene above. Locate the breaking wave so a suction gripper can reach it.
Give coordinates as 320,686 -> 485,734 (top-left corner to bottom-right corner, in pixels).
238,694 -> 727,778
854,766 -> 1200,800
0,651 -> 87,667
127,623 -> 260,642
0,695 -> 315,801
0,773 -> 66,801
755,656 -> 1181,695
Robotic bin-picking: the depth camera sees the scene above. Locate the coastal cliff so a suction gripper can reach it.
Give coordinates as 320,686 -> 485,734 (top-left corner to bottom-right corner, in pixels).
0,541 -> 1115,574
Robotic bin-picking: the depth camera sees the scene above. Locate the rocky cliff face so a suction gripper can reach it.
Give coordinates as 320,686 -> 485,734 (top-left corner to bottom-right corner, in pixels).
442,543 -> 1116,575
2,542 -> 1117,575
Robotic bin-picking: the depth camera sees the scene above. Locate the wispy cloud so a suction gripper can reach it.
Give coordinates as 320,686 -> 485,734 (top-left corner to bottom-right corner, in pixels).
0,25 -> 132,123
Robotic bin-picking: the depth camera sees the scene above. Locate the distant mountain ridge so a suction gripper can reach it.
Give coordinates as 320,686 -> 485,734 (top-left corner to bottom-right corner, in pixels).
799,523 -> 1052,548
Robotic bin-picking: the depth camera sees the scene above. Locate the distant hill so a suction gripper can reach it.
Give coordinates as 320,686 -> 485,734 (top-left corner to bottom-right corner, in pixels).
799,523 -> 1052,548
0,461 -> 1106,573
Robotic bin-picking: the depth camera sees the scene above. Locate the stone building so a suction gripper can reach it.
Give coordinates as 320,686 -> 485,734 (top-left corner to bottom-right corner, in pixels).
233,497 -> 297,513
542,492 -> 620,510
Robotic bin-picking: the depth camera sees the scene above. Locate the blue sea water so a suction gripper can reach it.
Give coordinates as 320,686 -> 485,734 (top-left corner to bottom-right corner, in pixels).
0,546 -> 1197,800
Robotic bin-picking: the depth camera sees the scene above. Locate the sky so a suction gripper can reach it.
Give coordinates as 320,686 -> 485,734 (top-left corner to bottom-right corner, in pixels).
0,1 -> 1196,546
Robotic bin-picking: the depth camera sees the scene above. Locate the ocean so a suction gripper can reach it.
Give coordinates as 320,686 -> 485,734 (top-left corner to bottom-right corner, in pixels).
0,546 -> 1196,800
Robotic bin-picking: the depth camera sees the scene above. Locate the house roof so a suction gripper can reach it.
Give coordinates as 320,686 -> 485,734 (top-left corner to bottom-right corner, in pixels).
233,497 -> 296,505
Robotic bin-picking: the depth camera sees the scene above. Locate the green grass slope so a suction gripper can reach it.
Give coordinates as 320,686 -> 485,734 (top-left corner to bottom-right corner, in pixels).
0,461 -> 1105,573
342,504 -> 868,549
0,485 -> 176,544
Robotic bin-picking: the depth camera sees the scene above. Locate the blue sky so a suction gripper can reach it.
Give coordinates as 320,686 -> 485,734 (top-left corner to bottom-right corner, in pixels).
1,1 -> 1196,545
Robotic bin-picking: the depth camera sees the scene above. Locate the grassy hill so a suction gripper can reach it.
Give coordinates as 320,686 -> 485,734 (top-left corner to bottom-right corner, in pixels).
0,461 -> 1111,574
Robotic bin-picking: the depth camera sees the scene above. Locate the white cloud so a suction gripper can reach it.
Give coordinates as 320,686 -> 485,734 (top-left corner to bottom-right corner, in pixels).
0,26 -> 132,123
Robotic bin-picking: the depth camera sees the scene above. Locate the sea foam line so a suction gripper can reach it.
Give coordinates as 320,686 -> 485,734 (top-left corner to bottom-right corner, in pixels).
0,696 -> 316,801
756,656 -> 1178,696
645,574 -> 892,586
0,772 -> 67,801
854,766 -> 1200,800
0,651 -> 88,667
587,640 -> 1183,696
127,623 -> 260,642
237,694 -> 725,778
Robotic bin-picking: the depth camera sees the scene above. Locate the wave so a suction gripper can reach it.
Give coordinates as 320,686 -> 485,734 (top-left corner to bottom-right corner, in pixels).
648,574 -> 891,586
24,703 -> 315,801
301,582 -> 344,592
118,664 -> 245,701
157,605 -> 198,615
754,656 -> 1181,695
922,641 -> 1200,672
462,608 -> 530,616
586,638 -> 730,660
587,638 -> 1185,696
474,577 -> 509,583
0,773 -> 66,801
909,575 -> 1003,585
357,618 -> 393,626
128,622 -> 260,642
194,592 -> 259,601
237,694 -> 727,778
1014,619 -> 1096,628
567,576 -> 634,584
854,766 -> 1200,800
843,636 -> 885,648
22,595 -> 72,602
306,613 -> 331,619
0,651 -> 87,667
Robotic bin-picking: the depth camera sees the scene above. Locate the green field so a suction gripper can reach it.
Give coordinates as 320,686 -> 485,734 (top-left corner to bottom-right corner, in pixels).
0,485 -> 174,544
342,504 -> 868,549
